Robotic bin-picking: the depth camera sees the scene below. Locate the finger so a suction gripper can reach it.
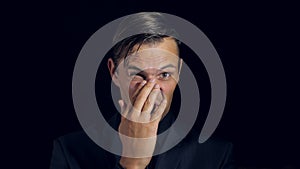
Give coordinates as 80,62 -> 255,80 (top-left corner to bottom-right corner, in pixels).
141,84 -> 160,117
118,100 -> 124,112
118,100 -> 129,117
150,94 -> 167,122
133,79 -> 156,114
131,80 -> 147,105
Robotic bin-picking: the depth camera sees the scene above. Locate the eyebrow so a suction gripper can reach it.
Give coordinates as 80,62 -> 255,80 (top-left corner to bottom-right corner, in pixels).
127,65 -> 142,72
127,64 -> 176,71
160,64 -> 176,70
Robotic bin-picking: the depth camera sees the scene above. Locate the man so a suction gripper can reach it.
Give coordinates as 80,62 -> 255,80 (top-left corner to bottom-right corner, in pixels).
50,12 -> 236,169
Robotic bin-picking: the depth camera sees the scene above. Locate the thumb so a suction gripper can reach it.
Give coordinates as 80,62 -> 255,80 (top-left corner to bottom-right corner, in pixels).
118,100 -> 124,113
118,99 -> 129,117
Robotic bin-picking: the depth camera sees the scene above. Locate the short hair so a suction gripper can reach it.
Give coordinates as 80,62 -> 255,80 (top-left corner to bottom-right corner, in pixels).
111,12 -> 180,72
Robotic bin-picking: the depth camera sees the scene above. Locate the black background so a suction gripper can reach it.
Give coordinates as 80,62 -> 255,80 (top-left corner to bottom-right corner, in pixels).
3,0 -> 299,168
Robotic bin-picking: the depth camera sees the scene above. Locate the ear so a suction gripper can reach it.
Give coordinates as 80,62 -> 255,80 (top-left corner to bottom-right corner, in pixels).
107,58 -> 120,87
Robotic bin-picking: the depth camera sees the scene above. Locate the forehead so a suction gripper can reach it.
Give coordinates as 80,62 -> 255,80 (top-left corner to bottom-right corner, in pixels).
132,37 -> 179,56
125,38 -> 179,69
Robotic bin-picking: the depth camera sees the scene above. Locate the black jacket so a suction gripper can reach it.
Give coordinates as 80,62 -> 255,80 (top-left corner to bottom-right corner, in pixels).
50,113 -> 236,169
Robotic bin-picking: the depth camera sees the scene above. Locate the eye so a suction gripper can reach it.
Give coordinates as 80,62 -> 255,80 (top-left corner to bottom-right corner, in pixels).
159,72 -> 171,80
129,72 -> 146,79
128,72 -> 136,77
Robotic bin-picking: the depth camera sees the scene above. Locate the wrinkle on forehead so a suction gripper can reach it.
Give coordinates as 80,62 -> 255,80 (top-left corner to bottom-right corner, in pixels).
125,48 -> 179,70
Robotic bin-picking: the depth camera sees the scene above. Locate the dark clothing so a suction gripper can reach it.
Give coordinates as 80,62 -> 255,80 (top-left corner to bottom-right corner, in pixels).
50,113 -> 236,169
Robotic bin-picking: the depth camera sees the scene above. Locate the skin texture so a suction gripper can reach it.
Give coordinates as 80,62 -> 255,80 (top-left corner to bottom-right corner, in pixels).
108,37 -> 182,169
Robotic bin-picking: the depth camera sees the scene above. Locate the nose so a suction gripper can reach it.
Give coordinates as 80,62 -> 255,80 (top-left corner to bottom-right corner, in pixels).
145,76 -> 156,82
146,77 -> 163,92
145,77 -> 163,105
143,68 -> 159,81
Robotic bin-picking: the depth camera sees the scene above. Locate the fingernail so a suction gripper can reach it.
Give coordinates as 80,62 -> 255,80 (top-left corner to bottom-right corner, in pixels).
141,80 -> 147,85
154,84 -> 160,89
149,79 -> 155,83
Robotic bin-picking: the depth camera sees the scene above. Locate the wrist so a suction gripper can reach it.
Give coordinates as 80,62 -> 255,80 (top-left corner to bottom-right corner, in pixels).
119,157 -> 147,169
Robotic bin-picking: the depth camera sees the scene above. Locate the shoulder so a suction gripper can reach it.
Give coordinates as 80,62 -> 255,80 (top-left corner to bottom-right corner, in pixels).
56,130 -> 90,146
51,131 -> 115,169
196,137 -> 233,152
54,130 -> 105,156
177,137 -> 235,168
181,136 -> 233,154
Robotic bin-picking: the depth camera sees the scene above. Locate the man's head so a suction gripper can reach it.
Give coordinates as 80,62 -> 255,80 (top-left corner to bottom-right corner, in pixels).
107,12 -> 182,119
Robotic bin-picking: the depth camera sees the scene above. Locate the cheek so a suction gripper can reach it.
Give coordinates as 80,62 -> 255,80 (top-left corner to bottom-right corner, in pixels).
159,81 -> 177,98
128,81 -> 139,97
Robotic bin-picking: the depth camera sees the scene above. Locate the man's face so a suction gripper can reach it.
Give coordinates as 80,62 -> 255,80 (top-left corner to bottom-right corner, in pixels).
110,38 -> 181,119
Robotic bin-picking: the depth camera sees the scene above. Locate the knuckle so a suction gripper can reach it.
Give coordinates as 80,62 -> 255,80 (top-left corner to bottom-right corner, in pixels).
141,114 -> 150,121
128,113 -> 137,121
145,83 -> 154,89
162,99 -> 167,104
144,110 -> 151,116
131,106 -> 140,113
149,91 -> 158,100
144,99 -> 152,108
136,92 -> 146,101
